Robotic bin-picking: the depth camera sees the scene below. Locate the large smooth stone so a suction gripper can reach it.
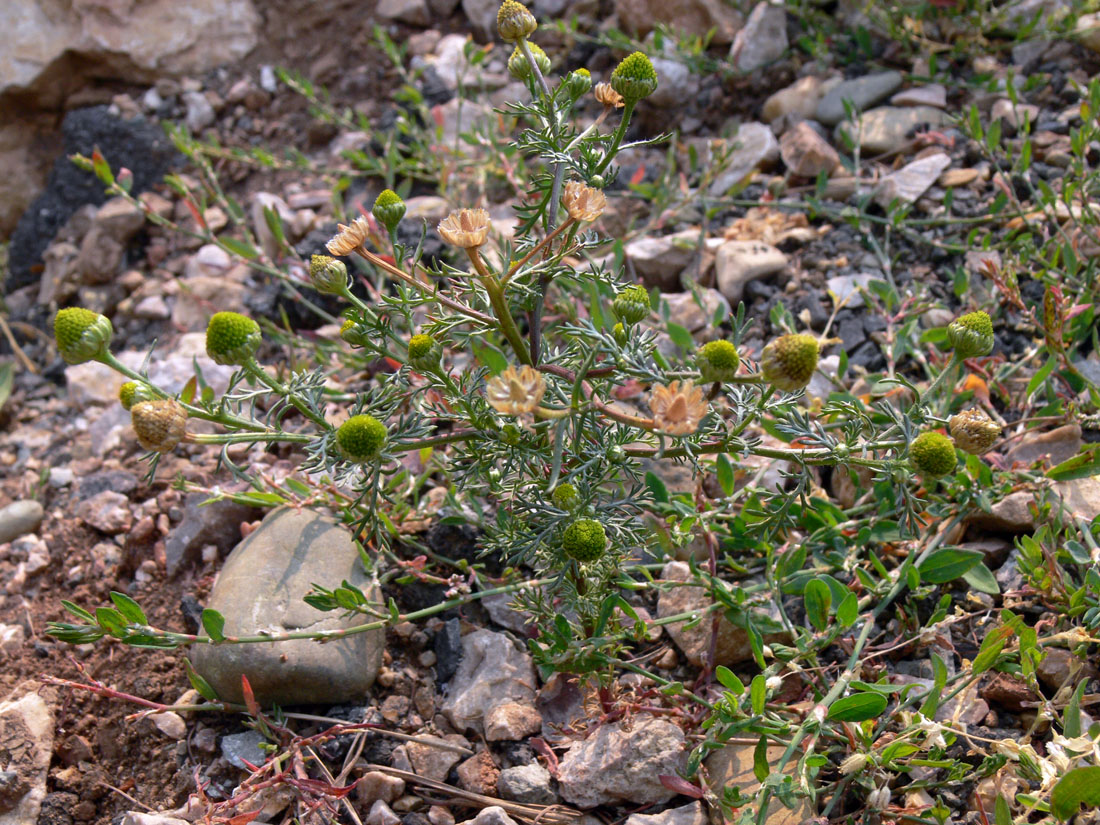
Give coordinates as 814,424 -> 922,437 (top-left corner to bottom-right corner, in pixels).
191,508 -> 383,706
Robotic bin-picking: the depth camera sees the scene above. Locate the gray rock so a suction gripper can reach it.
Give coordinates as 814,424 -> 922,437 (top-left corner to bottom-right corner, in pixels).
816,71 -> 904,126
1055,476 -> 1100,522
662,289 -> 730,334
707,123 -> 780,196
406,735 -> 467,781
164,492 -> 257,577
0,500 -> 44,544
826,273 -> 877,309
890,84 -> 947,108
221,729 -> 267,769
625,229 -> 700,291
442,629 -> 537,734
990,99 -> 1039,131
0,692 -> 54,825
183,91 -> 216,132
649,58 -> 700,109
762,75 -> 830,123
1006,423 -> 1082,467
715,240 -> 787,305
730,2 -> 787,72
968,491 -> 1036,534
995,548 -> 1025,592
119,814 -> 191,825
470,807 -> 520,825
190,508 -> 384,705
625,801 -> 708,825
76,490 -> 132,534
873,152 -> 951,208
461,0 -> 498,39
378,0 -> 432,24
557,718 -> 687,808
498,763 -> 556,804
835,105 -> 948,155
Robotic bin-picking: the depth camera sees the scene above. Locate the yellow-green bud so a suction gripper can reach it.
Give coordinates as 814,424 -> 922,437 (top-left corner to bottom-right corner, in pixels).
947,311 -> 995,359
696,340 -> 740,383
613,322 -> 629,346
131,399 -> 188,453
948,409 -> 1001,455
561,518 -> 607,562
372,189 -> 406,233
336,414 -> 388,462
551,482 -> 580,511
497,0 -> 537,42
407,333 -> 441,371
509,43 -> 550,81
341,318 -> 368,347
613,285 -> 651,324
761,334 -> 819,392
563,68 -> 592,98
53,307 -> 113,365
119,381 -> 155,411
909,431 -> 957,478
309,254 -> 349,295
205,312 -> 261,366
610,52 -> 658,103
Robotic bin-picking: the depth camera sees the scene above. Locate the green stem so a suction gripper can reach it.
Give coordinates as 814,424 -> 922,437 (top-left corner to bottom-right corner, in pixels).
467,249 -> 533,366
594,99 -> 636,176
190,432 -> 312,445
242,358 -> 331,430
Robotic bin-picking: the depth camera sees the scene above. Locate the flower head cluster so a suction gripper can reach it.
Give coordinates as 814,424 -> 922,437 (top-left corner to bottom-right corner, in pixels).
696,340 -> 740,383
309,254 -> 349,295
326,216 -> 371,257
551,482 -> 580,511
119,381 -> 155,411
612,285 -> 651,324
53,307 -> 113,365
407,334 -> 442,371
561,518 -> 607,562
650,380 -> 706,435
909,431 -> 957,478
509,43 -> 550,81
336,414 -> 388,462
561,181 -> 606,222
497,0 -> 536,42
372,189 -> 406,233
206,312 -> 261,366
131,399 -> 188,453
563,68 -> 591,98
947,310 -> 995,359
438,208 -> 490,249
949,408 -> 1001,455
761,334 -> 819,392
610,52 -> 658,103
487,365 -> 546,415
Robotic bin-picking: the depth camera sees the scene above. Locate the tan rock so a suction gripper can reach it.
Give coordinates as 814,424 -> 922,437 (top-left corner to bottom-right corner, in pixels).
762,76 -> 830,124
704,743 -> 815,825
1006,424 -> 1082,468
779,121 -> 840,178
614,0 -> 741,44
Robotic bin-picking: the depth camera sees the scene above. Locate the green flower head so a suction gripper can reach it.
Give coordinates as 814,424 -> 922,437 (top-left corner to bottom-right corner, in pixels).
509,43 -> 550,81
309,254 -> 349,295
612,284 -> 651,324
54,307 -> 113,365
205,312 -> 261,366
563,68 -> 592,98
613,322 -> 629,346
341,318 -> 368,347
947,311 -> 995,359
761,334 -> 819,392
119,381 -> 155,411
407,333 -> 442,371
497,0 -> 537,42
909,431 -> 957,478
610,51 -> 658,103
372,189 -> 406,233
336,414 -> 388,462
696,340 -> 741,383
551,482 -> 580,511
562,518 -> 607,562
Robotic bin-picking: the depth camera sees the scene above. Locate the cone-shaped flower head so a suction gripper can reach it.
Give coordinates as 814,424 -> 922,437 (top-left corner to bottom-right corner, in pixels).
610,52 -> 658,103
650,380 -> 707,436
309,254 -> 350,295
594,81 -> 625,109
336,414 -> 388,462
372,189 -> 406,233
486,365 -> 546,415
509,43 -> 550,80
326,216 -> 371,257
551,482 -> 580,511
696,340 -> 741,383
53,307 -> 113,365
612,284 -> 651,324
947,311 -> 994,359
341,318 -> 368,347
497,0 -> 537,42
613,322 -> 628,346
407,333 -> 442,371
561,518 -> 607,562
562,181 -> 606,222
206,312 -> 261,366
564,68 -> 592,98
761,333 -> 819,392
131,399 -> 188,453
948,409 -> 1001,455
909,431 -> 957,478
438,208 -> 491,249
119,381 -> 155,411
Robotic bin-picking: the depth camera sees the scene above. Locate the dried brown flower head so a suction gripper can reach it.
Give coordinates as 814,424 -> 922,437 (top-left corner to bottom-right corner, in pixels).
949,408 -> 1001,455
326,216 -> 372,256
562,181 -> 607,222
438,208 -> 491,249
650,380 -> 707,436
131,399 -> 188,453
594,82 -> 624,109
486,365 -> 546,415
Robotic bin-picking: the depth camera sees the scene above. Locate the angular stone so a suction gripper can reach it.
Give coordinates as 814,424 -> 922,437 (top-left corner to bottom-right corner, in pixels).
815,71 -> 903,126
627,802 -> 708,825
715,240 -> 787,305
708,123 -> 780,196
614,0 -> 741,44
704,744 -> 815,825
190,508 -> 384,706
968,490 -> 1036,534
835,106 -> 948,155
0,501 -> 44,544
890,84 -> 947,108
873,152 -> 951,208
456,751 -> 499,795
762,76 -> 829,124
406,735 -> 466,781
164,492 -> 257,577
730,3 -> 787,72
0,692 -> 54,825
470,808 -> 520,825
663,289 -> 730,333
649,58 -> 700,110
357,771 -> 406,805
625,229 -> 699,291
76,490 -> 132,534
442,629 -> 537,734
1006,424 -> 1082,468
498,763 -> 556,804
557,718 -> 687,808
484,701 -> 542,741
779,121 -> 839,178
1054,476 -> 1100,522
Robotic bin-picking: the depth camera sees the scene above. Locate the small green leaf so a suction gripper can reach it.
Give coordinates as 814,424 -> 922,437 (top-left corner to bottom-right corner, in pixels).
716,453 -> 735,497
994,795 -> 1012,825
1047,445 -> 1100,481
715,666 -> 744,694
95,607 -> 128,637
0,361 -> 13,412
184,659 -> 220,702
918,548 -> 984,584
803,578 -> 832,631
61,600 -> 96,624
828,692 -> 888,722
201,609 -> 226,642
753,735 -> 770,783
962,562 -> 1000,595
750,674 -> 766,715
1064,680 -> 1088,739
1051,766 -> 1100,820
220,237 -> 259,260
666,322 -> 694,351
645,471 -> 669,504
836,592 -> 858,629
109,592 -> 148,625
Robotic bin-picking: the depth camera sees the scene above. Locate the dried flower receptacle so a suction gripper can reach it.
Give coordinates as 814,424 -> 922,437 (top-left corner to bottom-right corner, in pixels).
487,365 -> 547,415
650,380 -> 707,435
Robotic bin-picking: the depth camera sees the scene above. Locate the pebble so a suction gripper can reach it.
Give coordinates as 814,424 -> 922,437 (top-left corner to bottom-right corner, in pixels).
456,751 -> 500,795
835,105 -> 948,154
405,735 -> 467,781
662,289 -> 730,333
120,814 -> 190,825
762,75 -> 829,123
189,508 -> 384,705
0,692 -> 54,824
1005,423 -> 1082,467
890,84 -> 947,108
815,71 -> 904,125
714,240 -> 788,305
779,121 -> 840,178
707,123 -> 780,196
367,800 -> 401,825
730,2 -> 788,72
469,807 -> 520,825
164,492 -> 255,577
557,718 -> 687,807
150,711 -> 187,740
442,629 -> 537,735
484,701 -> 543,742
625,801 -> 709,825
0,623 -> 25,655
968,491 -> 1036,534
873,152 -> 952,208
497,763 -> 556,804
184,243 -> 231,279
649,58 -> 700,108
1055,476 -> 1100,522
826,273 -> 876,309
260,65 -> 278,93
357,772 -> 406,805
183,91 -> 216,132
0,500 -> 44,544
624,229 -> 699,291
220,730 -> 267,770
990,99 -> 1040,131
76,490 -> 133,534
705,744 -> 815,825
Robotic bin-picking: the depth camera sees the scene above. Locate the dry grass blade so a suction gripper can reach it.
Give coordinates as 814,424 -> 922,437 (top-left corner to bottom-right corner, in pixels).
364,764 -> 583,825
